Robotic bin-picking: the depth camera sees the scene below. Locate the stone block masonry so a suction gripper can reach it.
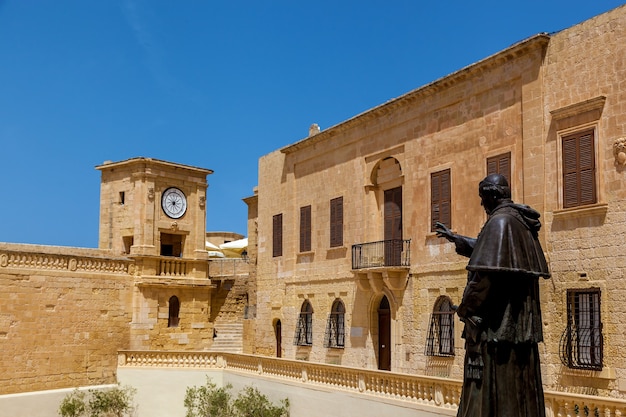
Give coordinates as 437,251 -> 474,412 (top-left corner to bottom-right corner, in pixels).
0,243 -> 134,395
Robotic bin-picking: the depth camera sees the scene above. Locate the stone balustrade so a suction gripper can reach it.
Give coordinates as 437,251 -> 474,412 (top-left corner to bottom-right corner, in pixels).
208,258 -> 249,278
0,244 -> 132,274
118,350 -> 626,416
158,258 -> 187,276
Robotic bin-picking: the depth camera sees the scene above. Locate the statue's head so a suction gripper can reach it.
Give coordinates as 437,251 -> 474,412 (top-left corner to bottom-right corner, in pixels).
479,174 -> 511,213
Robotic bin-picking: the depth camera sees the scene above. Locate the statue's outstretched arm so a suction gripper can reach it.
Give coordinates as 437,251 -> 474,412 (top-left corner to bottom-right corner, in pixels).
434,222 -> 476,257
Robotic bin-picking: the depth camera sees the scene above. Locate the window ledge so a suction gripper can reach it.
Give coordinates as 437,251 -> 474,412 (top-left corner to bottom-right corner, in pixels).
561,366 -> 615,381
553,203 -> 608,220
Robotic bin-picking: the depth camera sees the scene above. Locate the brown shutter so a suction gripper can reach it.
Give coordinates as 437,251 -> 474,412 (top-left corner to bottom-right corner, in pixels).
330,197 -> 343,247
300,205 -> 311,252
563,130 -> 596,208
431,170 -> 451,231
273,213 -> 283,257
486,152 -> 511,185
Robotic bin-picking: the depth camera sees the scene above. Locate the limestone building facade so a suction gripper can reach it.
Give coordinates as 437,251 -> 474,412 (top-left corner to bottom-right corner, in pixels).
247,5 -> 626,398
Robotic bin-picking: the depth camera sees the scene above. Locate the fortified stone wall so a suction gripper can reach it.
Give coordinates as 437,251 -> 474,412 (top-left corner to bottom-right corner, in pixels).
0,243 -> 133,395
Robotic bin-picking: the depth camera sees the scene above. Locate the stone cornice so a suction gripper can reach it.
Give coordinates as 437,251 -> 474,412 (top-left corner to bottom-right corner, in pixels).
95,157 -> 213,176
281,33 -> 550,155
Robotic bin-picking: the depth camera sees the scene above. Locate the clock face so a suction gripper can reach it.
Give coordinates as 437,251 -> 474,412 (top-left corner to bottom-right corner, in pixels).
161,187 -> 187,219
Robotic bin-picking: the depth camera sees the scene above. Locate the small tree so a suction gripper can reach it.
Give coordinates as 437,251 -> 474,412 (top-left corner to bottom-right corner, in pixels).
233,385 -> 289,417
184,378 -> 289,417
88,385 -> 136,417
58,390 -> 87,417
58,385 -> 136,417
184,378 -> 233,417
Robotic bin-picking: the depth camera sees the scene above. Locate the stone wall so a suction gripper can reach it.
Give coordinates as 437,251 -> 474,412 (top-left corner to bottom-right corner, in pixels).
540,5 -> 626,396
0,243 -> 133,395
129,284 -> 214,351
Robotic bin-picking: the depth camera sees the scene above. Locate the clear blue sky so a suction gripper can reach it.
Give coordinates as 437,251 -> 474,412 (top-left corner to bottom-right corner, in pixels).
0,1 -> 623,248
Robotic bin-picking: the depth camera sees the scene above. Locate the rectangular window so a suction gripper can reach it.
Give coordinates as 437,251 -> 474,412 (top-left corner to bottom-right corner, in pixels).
330,197 -> 343,247
272,214 -> 283,257
562,129 -> 596,208
431,169 -> 451,232
300,205 -> 312,252
487,152 -> 511,185
562,288 -> 603,370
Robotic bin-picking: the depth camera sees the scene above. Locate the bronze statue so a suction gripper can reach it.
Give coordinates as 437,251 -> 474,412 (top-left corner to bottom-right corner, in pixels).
436,173 -> 550,417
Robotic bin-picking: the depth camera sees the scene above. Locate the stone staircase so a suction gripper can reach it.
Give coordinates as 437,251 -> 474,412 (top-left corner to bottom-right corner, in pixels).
209,323 -> 243,353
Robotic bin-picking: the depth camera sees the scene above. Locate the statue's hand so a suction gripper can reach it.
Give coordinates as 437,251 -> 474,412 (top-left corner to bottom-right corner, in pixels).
434,222 -> 455,242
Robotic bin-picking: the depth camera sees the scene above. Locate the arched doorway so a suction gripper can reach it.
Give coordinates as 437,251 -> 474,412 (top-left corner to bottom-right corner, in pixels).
275,319 -> 282,358
378,296 -> 391,370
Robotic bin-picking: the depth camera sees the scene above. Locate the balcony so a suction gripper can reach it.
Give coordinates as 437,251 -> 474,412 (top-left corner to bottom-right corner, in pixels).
351,239 -> 410,270
132,256 -> 214,288
351,239 -> 410,293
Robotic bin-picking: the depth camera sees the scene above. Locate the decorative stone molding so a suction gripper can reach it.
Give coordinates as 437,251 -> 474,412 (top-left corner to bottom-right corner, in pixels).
199,195 -> 206,209
148,187 -> 155,201
0,250 -> 132,274
613,137 -> 626,165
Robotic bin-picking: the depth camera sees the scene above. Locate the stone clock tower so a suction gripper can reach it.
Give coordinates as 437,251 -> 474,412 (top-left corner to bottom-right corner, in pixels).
96,157 -> 216,350
96,157 -> 212,263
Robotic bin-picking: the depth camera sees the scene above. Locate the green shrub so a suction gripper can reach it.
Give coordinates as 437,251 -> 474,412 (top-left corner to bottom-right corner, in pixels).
184,377 -> 289,417
184,378 -> 234,417
58,390 -> 87,417
58,385 -> 136,417
233,385 -> 289,417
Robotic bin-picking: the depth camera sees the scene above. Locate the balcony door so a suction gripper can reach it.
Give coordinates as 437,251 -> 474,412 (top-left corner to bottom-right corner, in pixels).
384,187 -> 402,266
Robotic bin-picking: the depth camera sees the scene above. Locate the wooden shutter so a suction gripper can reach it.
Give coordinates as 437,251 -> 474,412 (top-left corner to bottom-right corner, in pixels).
563,130 -> 596,208
272,213 -> 283,257
330,197 -> 343,247
486,152 -> 511,185
300,205 -> 311,252
431,170 -> 451,232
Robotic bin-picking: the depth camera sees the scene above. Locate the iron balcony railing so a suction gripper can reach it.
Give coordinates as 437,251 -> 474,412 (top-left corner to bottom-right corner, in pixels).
351,239 -> 411,269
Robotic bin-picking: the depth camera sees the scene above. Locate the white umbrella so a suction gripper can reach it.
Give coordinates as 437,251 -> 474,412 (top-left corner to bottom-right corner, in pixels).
206,241 -> 225,258
219,238 -> 248,258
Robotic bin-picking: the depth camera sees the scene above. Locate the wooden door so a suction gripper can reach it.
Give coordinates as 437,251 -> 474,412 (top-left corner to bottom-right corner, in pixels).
378,296 -> 391,371
275,320 -> 282,358
384,187 -> 402,266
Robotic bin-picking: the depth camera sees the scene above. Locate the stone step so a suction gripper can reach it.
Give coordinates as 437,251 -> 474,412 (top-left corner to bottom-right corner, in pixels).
209,323 -> 243,353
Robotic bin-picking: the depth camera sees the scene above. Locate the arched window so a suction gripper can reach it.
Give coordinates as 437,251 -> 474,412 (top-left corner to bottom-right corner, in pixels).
294,300 -> 313,346
324,299 -> 345,348
168,295 -> 180,327
425,296 -> 455,356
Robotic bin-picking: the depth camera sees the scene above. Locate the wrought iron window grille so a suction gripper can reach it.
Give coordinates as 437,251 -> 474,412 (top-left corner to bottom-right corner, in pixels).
559,288 -> 603,370
425,297 -> 455,357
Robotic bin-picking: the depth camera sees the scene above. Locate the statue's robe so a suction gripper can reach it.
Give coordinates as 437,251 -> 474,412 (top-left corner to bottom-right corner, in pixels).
453,201 -> 550,417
